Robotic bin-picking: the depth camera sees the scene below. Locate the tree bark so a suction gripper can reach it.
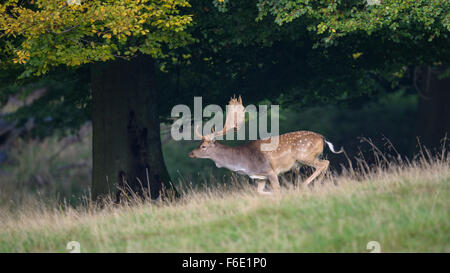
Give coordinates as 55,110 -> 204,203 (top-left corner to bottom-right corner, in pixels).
91,55 -> 173,202
415,66 -> 450,151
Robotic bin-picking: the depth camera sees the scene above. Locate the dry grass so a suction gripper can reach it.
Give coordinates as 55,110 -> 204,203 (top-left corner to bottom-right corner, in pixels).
0,146 -> 448,252
0,126 -> 92,210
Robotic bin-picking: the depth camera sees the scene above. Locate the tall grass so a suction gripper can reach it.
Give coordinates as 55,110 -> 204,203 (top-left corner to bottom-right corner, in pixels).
0,138 -> 448,252
0,125 -> 92,210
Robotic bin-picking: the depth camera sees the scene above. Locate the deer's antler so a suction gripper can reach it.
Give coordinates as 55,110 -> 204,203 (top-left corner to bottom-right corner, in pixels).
195,125 -> 204,140
196,95 -> 246,141
212,95 -> 245,138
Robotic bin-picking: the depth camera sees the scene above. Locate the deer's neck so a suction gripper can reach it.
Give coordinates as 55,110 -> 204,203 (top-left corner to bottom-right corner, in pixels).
209,142 -> 251,172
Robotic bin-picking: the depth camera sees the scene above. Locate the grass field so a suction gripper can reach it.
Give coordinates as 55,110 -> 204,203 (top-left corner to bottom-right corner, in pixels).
0,153 -> 448,253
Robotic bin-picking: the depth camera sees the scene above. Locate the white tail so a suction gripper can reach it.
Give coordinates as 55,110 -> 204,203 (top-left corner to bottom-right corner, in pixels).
324,140 -> 344,154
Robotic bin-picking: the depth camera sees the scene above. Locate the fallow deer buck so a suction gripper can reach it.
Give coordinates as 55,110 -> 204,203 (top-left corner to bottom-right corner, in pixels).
189,96 -> 343,194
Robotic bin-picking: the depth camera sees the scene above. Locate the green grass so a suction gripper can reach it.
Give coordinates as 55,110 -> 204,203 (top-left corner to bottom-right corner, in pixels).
0,158 -> 448,253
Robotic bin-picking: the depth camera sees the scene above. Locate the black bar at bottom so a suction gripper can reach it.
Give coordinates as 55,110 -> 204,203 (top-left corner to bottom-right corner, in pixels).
0,253 -> 446,272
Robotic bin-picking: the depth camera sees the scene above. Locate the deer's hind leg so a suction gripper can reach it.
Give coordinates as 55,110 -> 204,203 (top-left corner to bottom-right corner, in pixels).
302,158 -> 329,186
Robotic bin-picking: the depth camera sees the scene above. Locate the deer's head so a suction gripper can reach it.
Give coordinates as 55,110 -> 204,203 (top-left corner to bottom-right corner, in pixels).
188,136 -> 218,159
189,96 -> 245,159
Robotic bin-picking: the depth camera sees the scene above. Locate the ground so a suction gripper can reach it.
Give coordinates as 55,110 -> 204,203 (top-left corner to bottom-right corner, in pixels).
0,157 -> 448,252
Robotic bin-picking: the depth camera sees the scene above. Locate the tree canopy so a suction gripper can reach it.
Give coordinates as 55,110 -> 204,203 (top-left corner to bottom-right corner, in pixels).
257,0 -> 449,47
0,0 -> 193,77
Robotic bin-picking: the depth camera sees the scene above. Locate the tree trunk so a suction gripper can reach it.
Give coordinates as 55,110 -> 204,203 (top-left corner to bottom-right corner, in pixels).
415,66 -> 450,151
91,55 -> 173,202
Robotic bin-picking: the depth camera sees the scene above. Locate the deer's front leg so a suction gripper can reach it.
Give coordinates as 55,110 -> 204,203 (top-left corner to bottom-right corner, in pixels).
268,174 -> 280,193
257,180 -> 272,195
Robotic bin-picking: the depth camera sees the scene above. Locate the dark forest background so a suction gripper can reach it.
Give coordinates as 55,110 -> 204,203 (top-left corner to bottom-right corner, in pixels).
0,0 -> 448,205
